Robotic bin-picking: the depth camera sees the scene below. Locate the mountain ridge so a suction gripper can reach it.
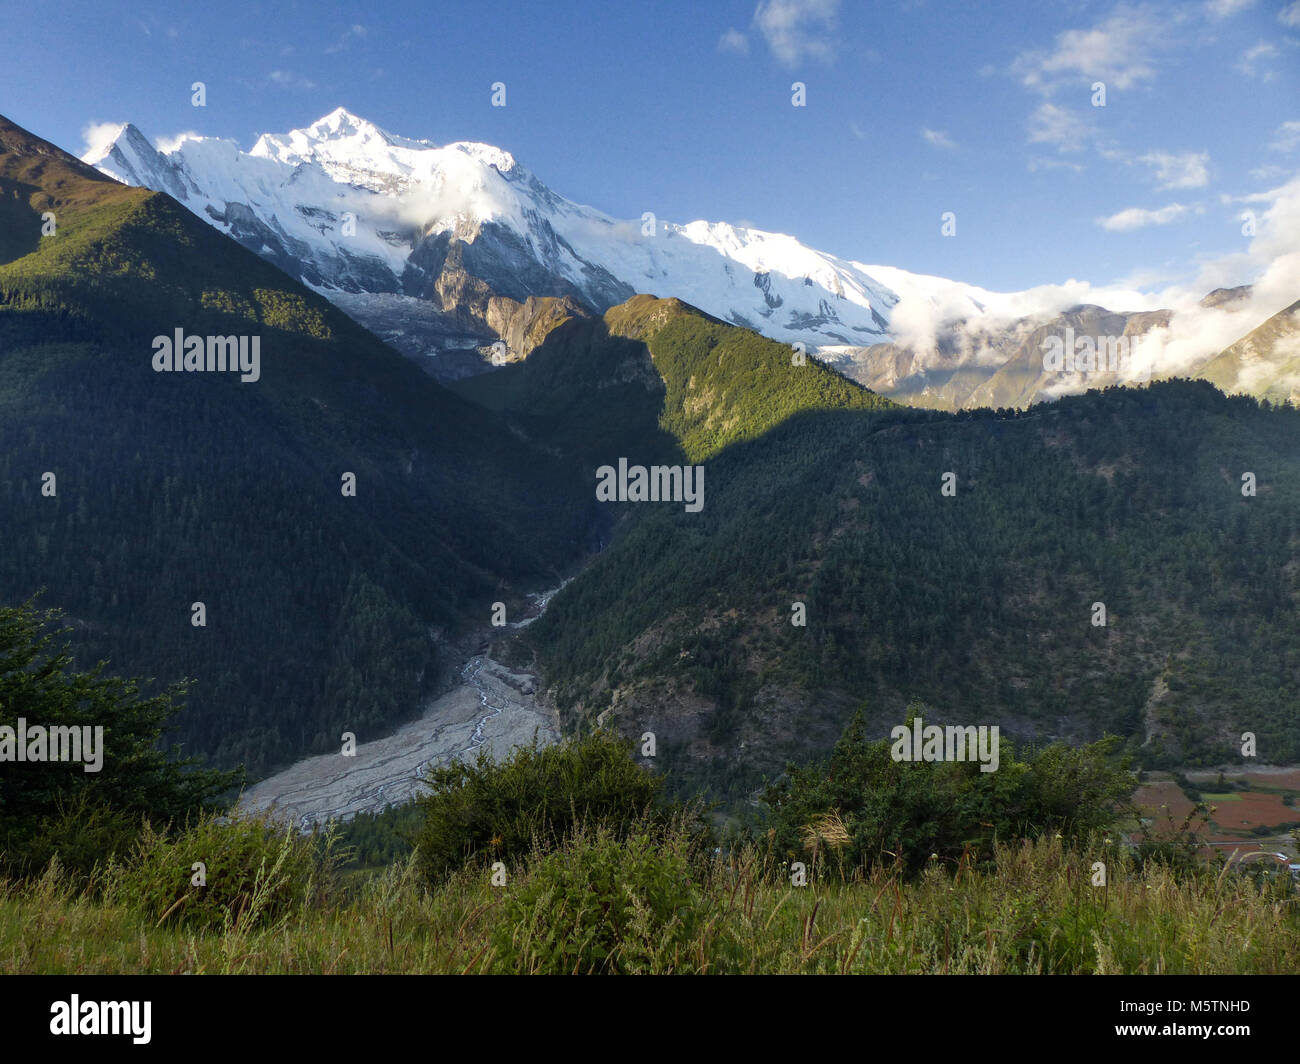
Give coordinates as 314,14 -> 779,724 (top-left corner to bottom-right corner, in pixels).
83,109 -> 1298,410
0,113 -> 590,776
79,110 -> 1004,362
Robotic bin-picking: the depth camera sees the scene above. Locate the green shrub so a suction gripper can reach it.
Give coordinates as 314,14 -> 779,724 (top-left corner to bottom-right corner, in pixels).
762,705 -> 1137,877
413,732 -> 691,886
489,822 -> 703,974
11,793 -> 143,888
107,813 -> 342,933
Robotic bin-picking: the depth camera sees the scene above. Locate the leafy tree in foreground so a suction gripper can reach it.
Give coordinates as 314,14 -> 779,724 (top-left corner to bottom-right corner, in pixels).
0,599 -> 239,875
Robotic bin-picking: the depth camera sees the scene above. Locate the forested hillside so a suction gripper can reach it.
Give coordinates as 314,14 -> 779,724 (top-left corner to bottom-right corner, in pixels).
452,298 -> 1300,800
6,109 -> 1299,802
452,293 -> 895,467
0,115 -> 589,776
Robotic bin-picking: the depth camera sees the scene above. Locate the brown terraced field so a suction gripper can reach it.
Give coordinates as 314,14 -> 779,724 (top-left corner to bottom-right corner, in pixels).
1132,770 -> 1300,854
1132,779 -> 1198,833
1200,791 -> 1299,833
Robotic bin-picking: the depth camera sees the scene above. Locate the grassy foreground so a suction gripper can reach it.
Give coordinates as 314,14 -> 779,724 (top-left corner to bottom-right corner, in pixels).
4,834 -> 1297,975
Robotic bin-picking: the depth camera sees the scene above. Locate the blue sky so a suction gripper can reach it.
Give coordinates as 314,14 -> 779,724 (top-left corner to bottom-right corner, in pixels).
3,0 -> 1298,293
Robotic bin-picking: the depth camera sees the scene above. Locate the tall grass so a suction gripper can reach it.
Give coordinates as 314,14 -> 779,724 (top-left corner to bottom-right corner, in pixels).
2,829 -> 1296,974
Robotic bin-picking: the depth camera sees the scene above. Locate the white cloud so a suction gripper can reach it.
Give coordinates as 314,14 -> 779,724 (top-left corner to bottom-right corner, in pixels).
921,128 -> 957,150
1111,176 -> 1300,382
1011,7 -> 1161,94
325,24 -> 368,54
1270,120 -> 1300,152
1140,150 -> 1210,189
80,121 -> 126,160
1236,40 -> 1278,77
268,70 -> 318,91
718,28 -> 750,55
156,131 -> 201,154
752,0 -> 841,67
1027,102 -> 1092,151
1097,203 -> 1191,230
1280,1 -> 1300,27
1250,163 -> 1289,181
1205,0 -> 1254,16
878,178 -> 1300,393
877,275 -> 1161,358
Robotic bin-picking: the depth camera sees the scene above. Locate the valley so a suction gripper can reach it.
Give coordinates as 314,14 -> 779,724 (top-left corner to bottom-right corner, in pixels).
238,583 -> 568,826
2,112 -> 1298,811
239,652 -> 556,828
4,0 -> 1300,995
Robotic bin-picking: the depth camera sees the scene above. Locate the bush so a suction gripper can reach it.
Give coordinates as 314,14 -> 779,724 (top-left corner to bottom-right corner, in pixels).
761,704 -> 1137,877
489,821 -> 703,974
107,812 -> 343,933
13,793 -> 143,888
413,731 -> 694,886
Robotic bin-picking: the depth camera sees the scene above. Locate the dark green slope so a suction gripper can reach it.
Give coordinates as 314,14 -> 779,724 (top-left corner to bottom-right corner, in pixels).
0,115 -> 589,776
452,293 -> 894,469
455,296 -> 1300,800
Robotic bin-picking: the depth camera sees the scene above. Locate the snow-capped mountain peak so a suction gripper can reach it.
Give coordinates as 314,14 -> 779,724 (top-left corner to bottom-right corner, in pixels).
246,109 -> 522,201
252,108 -> 430,180
442,141 -> 519,174
82,110 -> 907,346
82,122 -> 199,202
69,109 -> 1296,408
86,109 -> 1058,381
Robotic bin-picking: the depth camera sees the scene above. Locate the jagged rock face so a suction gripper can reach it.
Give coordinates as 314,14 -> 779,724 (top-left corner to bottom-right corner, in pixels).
1194,298 -> 1300,404
80,109 -> 910,378
1200,285 -> 1253,310
487,295 -> 590,361
400,227 -> 598,362
406,224 -> 606,310
837,304 -> 1176,410
80,110 -> 1288,403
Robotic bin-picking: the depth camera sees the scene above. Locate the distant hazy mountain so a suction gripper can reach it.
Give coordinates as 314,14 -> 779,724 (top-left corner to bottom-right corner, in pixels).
1192,298 -> 1300,405
831,304 -> 1175,411
837,284 -> 1300,412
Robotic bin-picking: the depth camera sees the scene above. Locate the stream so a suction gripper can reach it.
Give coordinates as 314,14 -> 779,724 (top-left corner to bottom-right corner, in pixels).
238,581 -> 568,829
